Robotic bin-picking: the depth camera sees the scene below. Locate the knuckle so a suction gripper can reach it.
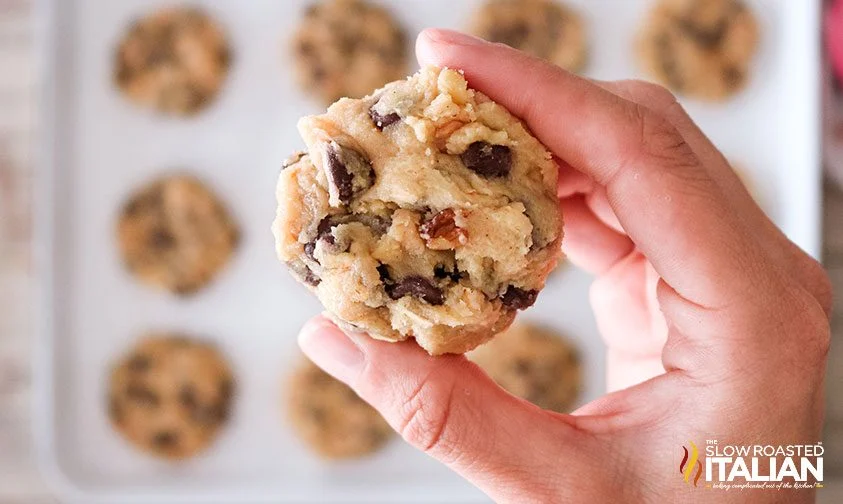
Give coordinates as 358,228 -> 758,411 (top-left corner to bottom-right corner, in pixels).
802,257 -> 833,315
628,80 -> 679,109
397,372 -> 457,457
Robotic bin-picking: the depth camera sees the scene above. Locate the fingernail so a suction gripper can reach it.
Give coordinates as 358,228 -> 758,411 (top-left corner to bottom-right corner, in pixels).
298,317 -> 365,385
422,28 -> 488,48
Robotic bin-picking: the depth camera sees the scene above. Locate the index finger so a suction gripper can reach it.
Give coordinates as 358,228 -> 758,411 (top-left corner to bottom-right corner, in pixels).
416,29 -> 771,309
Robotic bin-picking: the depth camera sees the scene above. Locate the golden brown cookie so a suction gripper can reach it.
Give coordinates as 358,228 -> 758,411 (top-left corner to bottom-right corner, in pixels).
107,335 -> 236,460
469,322 -> 581,413
114,6 -> 232,115
291,0 -> 409,105
286,358 -> 392,459
469,0 -> 587,72
117,174 -> 239,296
637,0 -> 759,101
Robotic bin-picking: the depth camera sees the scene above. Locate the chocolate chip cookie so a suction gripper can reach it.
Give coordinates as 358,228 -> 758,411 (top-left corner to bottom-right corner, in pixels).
117,174 -> 239,296
637,0 -> 759,101
291,0 -> 409,105
469,322 -> 581,413
114,6 -> 232,115
273,67 -> 563,355
108,335 -> 236,460
286,357 -> 392,459
469,0 -> 587,73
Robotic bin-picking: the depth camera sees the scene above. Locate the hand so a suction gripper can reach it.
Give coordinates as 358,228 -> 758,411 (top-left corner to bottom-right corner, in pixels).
297,29 -> 833,503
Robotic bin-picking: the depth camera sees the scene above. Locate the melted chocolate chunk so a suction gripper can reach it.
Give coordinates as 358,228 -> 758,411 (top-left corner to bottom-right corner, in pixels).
433,264 -> 462,282
149,229 -> 176,249
179,384 -> 198,409
323,143 -> 374,205
152,431 -> 179,449
128,355 -> 151,372
677,17 -> 728,49
500,286 -> 539,310
461,142 -> 512,178
369,106 -> 401,130
126,383 -> 160,407
386,276 -> 444,306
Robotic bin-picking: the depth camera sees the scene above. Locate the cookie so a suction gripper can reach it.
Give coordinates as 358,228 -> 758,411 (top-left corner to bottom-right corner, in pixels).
117,175 -> 239,296
291,0 -> 409,105
107,335 -> 236,460
286,357 -> 392,459
468,0 -> 587,73
637,0 -> 759,101
469,322 -> 581,413
273,66 -> 563,355
114,6 -> 232,115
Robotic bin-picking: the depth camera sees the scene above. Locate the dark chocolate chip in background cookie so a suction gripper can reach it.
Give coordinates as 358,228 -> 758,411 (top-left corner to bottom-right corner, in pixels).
113,6 -> 232,116
117,174 -> 239,296
107,334 -> 236,460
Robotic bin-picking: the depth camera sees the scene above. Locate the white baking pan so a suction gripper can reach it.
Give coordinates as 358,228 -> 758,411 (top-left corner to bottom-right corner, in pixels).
33,0 -> 821,502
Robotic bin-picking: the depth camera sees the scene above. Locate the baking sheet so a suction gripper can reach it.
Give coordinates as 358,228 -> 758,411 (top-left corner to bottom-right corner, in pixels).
34,0 -> 821,502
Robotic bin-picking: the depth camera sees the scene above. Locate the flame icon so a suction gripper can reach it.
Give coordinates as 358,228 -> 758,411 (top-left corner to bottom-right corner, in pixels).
680,441 -> 703,487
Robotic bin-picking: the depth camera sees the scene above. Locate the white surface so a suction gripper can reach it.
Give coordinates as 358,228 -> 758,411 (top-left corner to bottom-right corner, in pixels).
33,0 -> 822,503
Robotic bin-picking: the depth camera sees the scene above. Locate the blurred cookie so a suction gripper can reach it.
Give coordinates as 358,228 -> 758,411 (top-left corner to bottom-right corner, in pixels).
637,0 -> 759,101
114,6 -> 232,115
469,0 -> 587,73
469,322 -> 581,413
108,335 -> 235,460
291,0 -> 409,105
286,357 -> 392,459
117,174 -> 239,296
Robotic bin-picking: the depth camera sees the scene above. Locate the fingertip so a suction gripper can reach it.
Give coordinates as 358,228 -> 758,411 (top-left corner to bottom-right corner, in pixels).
415,29 -> 490,68
297,315 -> 365,385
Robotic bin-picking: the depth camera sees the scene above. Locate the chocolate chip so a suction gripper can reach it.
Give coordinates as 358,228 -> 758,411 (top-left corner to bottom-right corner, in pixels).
513,359 -> 532,376
488,23 -> 530,49
128,355 -> 151,372
304,4 -> 320,17
323,142 -> 375,205
152,431 -> 179,449
308,406 -> 327,424
723,66 -> 744,88
500,286 -> 539,310
179,385 -> 198,409
369,107 -> 401,130
303,242 -> 317,261
377,263 -> 392,283
677,18 -> 728,49
386,276 -> 444,306
190,403 -> 226,425
217,46 -> 232,68
656,34 -> 683,91
126,383 -> 160,407
433,264 -> 461,282
108,396 -> 123,424
420,208 -> 465,245
461,142 -> 512,178
173,282 -> 201,297
297,40 -> 314,57
288,260 -> 321,287
219,378 -> 234,403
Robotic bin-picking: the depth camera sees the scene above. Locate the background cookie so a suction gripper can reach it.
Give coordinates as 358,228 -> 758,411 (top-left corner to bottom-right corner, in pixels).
291,0 -> 409,105
114,6 -> 232,116
637,0 -> 759,101
273,67 -> 563,355
469,322 -> 581,413
108,335 -> 236,460
286,357 -> 393,459
469,0 -> 588,73
117,174 -> 239,296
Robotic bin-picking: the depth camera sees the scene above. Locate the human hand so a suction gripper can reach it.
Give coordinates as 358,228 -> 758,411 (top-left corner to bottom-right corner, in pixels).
297,29 -> 833,503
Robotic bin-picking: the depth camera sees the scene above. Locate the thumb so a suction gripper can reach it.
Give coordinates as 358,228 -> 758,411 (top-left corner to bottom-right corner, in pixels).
298,316 -> 585,502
